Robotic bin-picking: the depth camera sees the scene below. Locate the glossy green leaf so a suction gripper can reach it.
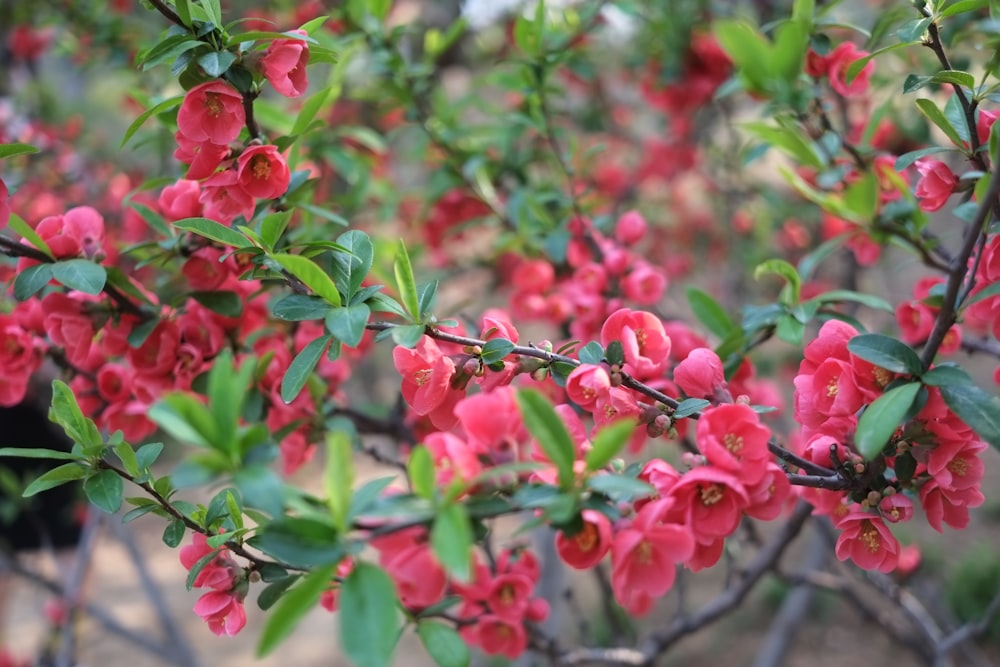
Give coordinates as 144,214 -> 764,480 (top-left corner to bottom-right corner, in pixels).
687,287 -> 736,338
916,98 -> 966,150
480,338 -> 515,365
0,142 -> 39,159
174,217 -> 251,248
257,564 -> 338,657
855,382 -> 921,460
23,463 -> 90,497
922,364 -> 973,386
121,95 -> 184,147
191,290 -> 243,318
272,254 -> 342,306
325,304 -> 370,348
417,621 -> 470,667
754,259 -> 801,305
84,469 -> 123,513
281,335 -> 331,404
585,474 -> 655,501
847,333 -> 923,375
517,389 -> 576,490
431,503 -> 473,582
51,259 -> 107,295
339,563 -> 400,667
50,380 -> 102,448
325,430 -> 354,532
8,214 -> 53,259
407,445 -> 435,500
940,383 -> 1000,450
585,419 -> 636,471
13,264 -> 53,301
393,240 -> 420,321
271,294 -> 332,321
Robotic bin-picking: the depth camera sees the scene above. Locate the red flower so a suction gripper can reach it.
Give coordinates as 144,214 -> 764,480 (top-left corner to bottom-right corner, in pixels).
177,81 -> 245,145
261,31 -> 310,97
556,509 -> 613,569
394,336 -> 458,417
673,347 -> 725,400
236,144 -> 291,199
199,169 -> 256,224
827,42 -> 874,97
834,510 -> 900,572
193,590 -> 246,636
600,308 -> 671,378
0,178 -> 9,228
696,403 -> 771,485
914,158 -> 957,212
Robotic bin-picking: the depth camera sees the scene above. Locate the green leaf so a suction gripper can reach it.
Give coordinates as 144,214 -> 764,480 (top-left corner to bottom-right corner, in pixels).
174,0 -> 192,26
23,462 -> 90,497
742,121 -> 824,169
939,383 -> 1000,449
894,146 -> 954,171
577,341 -> 604,365
331,230 -> 374,300
271,294 -> 332,321
257,564 -> 338,657
339,563 -> 401,667
604,341 -> 625,366
113,441 -> 139,477
916,98 -> 967,150
932,70 -> 976,89
754,259 -> 801,305
855,382 -> 921,460
0,447 -> 82,461
896,17 -> 932,43
83,469 -> 123,513
0,142 -> 39,159
325,430 -> 354,532
480,338 -> 515,365
585,419 -> 636,471
517,389 -> 577,490
938,0 -> 989,19
325,304 -> 370,348
51,259 -> 107,295
174,218 -> 251,248
389,323 -> 425,348
281,335 -> 332,403
7,213 -> 53,259
191,290 -> 243,318
13,264 -> 53,301
431,503 -> 473,582
847,333 -> 923,375
259,210 -> 292,251
417,621 -> 470,667
134,442 -> 164,470
249,517 -> 343,568
687,287 -> 736,338
805,289 -> 893,312
272,253 -> 342,306
148,393 -> 216,448
407,445 -> 435,500
922,364 -> 973,386
207,349 -> 253,456
256,575 -> 299,611
121,95 -> 184,147
393,240 -> 420,322
291,86 -> 333,136
162,519 -> 186,547
49,380 -> 102,448
197,50 -> 236,77
585,474 -> 656,501
674,398 -> 710,418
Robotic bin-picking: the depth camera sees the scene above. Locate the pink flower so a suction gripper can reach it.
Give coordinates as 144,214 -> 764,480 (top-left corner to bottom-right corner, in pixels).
696,403 -> 771,485
914,159 -> 957,212
622,263 -> 667,305
174,132 -> 230,180
666,466 -> 748,544
34,206 -> 106,261
673,347 -> 725,399
978,108 -> 998,146
423,431 -> 481,486
199,169 -> 256,224
261,31 -> 309,97
565,364 -> 611,411
236,144 -> 290,200
744,462 -> 791,521
475,615 -> 528,659
919,478 -> 983,531
159,179 -> 203,221
834,511 -> 900,572
827,42 -> 874,97
456,386 -> 526,458
393,337 -> 457,416
486,573 -> 535,621
512,258 -> 555,294
610,498 -> 695,616
556,509 -> 613,569
41,293 -> 95,367
177,81 -> 245,145
600,308 -> 671,378
193,590 -> 247,636
614,210 -> 647,245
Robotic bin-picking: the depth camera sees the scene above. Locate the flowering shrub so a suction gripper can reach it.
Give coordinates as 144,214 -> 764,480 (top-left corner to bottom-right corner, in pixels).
3,0 -> 1000,665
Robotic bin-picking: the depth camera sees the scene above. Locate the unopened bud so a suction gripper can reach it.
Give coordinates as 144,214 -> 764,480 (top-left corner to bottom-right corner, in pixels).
735,394 -> 751,405
854,463 -> 866,474
867,490 -> 882,506
531,367 -> 548,382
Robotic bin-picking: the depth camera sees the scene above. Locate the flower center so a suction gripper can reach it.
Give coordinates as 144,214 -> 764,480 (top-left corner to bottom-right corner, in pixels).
872,367 -> 892,388
826,377 -> 839,397
575,523 -> 598,552
251,155 -> 271,180
948,457 -> 969,477
699,483 -> 723,506
861,522 -> 880,553
204,92 -> 224,118
414,368 -> 432,386
723,432 -> 743,454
